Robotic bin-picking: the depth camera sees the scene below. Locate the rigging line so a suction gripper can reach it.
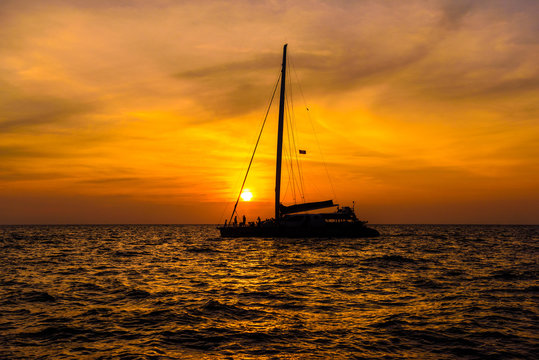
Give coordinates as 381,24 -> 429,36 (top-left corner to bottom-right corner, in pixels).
227,73 -> 281,225
283,62 -> 298,205
282,104 -> 291,202
308,110 -> 338,203
285,137 -> 296,203
287,62 -> 305,202
284,78 -> 300,204
283,135 -> 296,203
291,56 -> 338,203
288,58 -> 309,202
282,92 -> 293,203
283,107 -> 297,204
289,54 -> 316,200
288,122 -> 298,203
286,88 -> 301,204
292,127 -> 306,203
290,54 -> 309,113
286,59 -> 306,203
281,158 -> 291,201
281,139 -> 293,202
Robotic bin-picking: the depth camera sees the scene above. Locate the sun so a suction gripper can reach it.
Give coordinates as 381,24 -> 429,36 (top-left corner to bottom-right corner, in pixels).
241,189 -> 253,201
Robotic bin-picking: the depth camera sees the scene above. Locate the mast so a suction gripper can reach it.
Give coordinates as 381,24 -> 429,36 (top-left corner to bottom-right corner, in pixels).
275,44 -> 287,222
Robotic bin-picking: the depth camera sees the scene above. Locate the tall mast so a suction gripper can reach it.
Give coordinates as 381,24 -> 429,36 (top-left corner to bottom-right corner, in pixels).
275,44 -> 287,222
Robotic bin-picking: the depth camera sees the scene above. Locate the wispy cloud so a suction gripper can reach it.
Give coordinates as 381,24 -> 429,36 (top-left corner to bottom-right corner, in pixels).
0,94 -> 94,131
0,0 -> 537,223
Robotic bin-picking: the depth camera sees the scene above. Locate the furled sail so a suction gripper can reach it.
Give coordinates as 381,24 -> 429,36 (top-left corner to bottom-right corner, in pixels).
280,200 -> 336,215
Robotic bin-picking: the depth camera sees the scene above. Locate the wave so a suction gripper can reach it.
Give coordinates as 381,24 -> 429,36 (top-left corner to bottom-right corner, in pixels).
0,224 -> 536,359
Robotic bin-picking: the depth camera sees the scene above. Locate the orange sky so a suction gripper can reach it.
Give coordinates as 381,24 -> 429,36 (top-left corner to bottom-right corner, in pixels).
1,0 -> 538,224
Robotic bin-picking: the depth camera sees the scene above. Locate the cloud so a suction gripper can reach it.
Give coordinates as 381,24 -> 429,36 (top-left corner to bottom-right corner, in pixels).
0,93 -> 94,131
438,0 -> 474,29
0,144 -> 65,159
0,0 -> 538,223
169,0 -> 538,117
294,1 -> 539,104
174,52 -> 284,119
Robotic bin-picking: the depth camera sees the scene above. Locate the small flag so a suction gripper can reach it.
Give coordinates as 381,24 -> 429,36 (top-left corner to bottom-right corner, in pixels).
299,149 -> 307,154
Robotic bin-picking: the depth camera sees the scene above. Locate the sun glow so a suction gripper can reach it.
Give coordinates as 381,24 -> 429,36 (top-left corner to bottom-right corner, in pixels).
241,190 -> 253,201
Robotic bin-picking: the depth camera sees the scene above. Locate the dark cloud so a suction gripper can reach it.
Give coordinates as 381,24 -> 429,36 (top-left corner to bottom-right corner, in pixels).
77,177 -> 142,184
174,44 -> 432,119
0,171 -> 68,182
0,90 -> 94,131
0,145 -> 63,159
439,0 -> 474,29
175,55 -> 282,119
153,1 -> 539,121
438,77 -> 539,100
304,0 -> 539,101
177,52 -> 280,79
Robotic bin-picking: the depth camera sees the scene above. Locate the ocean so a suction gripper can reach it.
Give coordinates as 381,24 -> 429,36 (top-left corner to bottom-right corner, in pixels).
0,224 -> 537,359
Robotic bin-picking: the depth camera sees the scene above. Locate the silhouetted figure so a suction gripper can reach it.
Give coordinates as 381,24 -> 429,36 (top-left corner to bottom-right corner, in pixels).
224,219 -> 227,227
234,216 -> 237,227
257,216 -> 261,226
242,215 -> 246,226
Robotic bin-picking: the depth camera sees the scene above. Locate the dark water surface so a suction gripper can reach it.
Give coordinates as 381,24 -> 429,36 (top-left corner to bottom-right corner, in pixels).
0,225 -> 537,359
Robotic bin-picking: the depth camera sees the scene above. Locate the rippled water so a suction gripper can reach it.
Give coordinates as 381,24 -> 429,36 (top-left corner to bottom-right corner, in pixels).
0,224 -> 537,359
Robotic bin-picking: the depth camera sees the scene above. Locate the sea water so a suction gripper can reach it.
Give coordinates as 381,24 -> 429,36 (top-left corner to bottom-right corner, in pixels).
0,224 -> 537,359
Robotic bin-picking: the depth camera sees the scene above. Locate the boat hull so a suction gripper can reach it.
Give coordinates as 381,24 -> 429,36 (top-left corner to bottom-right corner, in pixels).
218,223 -> 380,238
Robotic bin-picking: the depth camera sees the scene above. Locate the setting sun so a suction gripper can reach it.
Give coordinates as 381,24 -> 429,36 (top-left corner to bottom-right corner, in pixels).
0,0 -> 537,225
240,190 -> 253,202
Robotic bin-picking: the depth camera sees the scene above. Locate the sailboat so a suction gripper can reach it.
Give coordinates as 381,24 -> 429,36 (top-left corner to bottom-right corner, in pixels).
219,44 -> 379,238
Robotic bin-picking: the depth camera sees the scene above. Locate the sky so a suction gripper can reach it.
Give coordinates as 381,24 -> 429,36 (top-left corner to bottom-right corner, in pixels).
1,0 -> 538,224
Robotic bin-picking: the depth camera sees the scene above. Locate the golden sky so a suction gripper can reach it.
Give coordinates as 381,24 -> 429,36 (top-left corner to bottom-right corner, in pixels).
1,0 -> 538,224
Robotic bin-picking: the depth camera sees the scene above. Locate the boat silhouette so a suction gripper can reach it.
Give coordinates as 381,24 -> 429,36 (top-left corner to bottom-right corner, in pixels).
219,44 -> 379,238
